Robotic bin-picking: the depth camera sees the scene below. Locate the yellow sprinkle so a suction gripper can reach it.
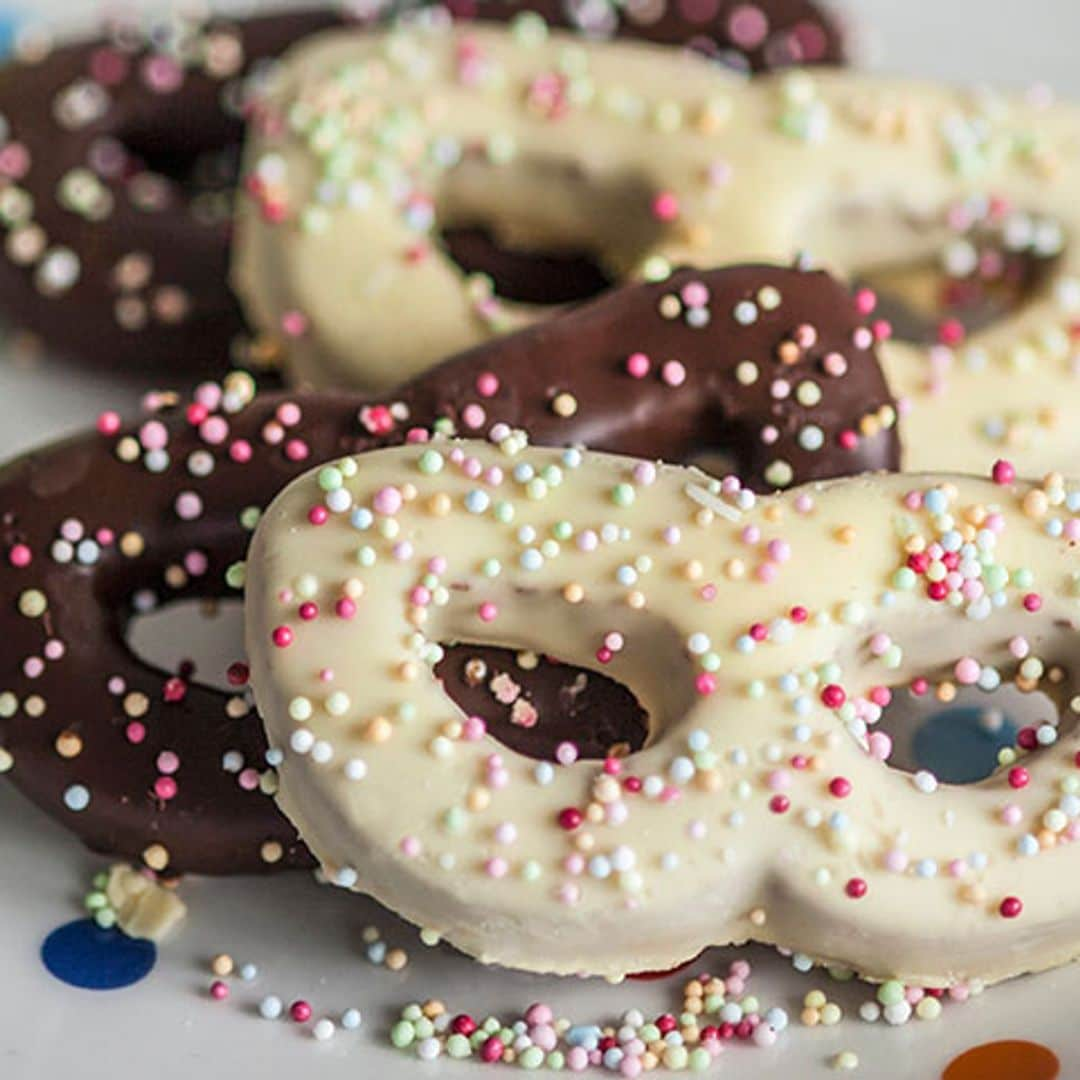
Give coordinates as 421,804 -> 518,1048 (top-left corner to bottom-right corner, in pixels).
551,392 -> 578,418
119,531 -> 145,558
142,843 -> 170,872
210,954 -> 234,977
563,582 -> 585,603
834,525 -> 857,545
467,786 -> 491,812
366,716 -> 393,743
54,731 -> 82,759
723,558 -> 745,580
260,841 -> 284,864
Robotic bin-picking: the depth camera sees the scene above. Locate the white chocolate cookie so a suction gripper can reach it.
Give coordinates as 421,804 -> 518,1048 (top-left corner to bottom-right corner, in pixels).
247,438 -> 1080,984
233,20 -> 1080,481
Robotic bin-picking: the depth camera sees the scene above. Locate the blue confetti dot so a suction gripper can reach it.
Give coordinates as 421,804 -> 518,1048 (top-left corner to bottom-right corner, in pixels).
41,919 -> 156,990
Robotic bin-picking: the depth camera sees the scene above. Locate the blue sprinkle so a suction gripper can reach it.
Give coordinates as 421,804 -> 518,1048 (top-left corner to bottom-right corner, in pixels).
41,919 -> 156,991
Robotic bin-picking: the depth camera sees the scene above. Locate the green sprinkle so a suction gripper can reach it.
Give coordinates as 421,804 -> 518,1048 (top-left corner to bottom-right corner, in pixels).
519,1046 -> 544,1069
318,466 -> 344,491
418,449 -> 444,475
447,1033 -> 472,1058
611,483 -> 635,507
391,1020 -> 416,1048
17,590 -> 46,618
876,980 -> 905,1006
239,506 -> 262,531
94,908 -> 117,930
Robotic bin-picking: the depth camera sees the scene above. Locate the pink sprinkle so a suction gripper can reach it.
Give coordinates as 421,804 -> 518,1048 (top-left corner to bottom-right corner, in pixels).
307,505 -> 328,526
96,411 -> 121,436
281,311 -> 308,337
373,487 -> 403,515
156,751 -> 180,774
555,742 -> 579,766
299,602 -> 318,621
335,598 -> 357,620
199,416 -> 229,445
272,626 -> 294,648
766,539 -> 791,563
184,551 -> 208,577
174,492 -> 203,521
853,287 -> 877,315
463,716 -> 486,741
991,459 -> 1015,485
462,403 -> 485,429
695,673 -> 717,695
126,722 -> 146,745
400,836 -> 422,858
953,657 -> 980,685
884,849 -> 908,872
680,281 -> 709,308
755,561 -> 779,584
485,857 -> 509,878
1023,593 -> 1042,613
210,980 -> 229,1001
626,352 -> 650,378
8,543 -> 31,568
661,360 -> 687,387
238,769 -> 259,791
727,4 -> 768,48
767,769 -> 791,791
651,191 -> 680,221
823,352 -> 848,377
194,382 -> 222,410
139,420 -> 168,451
154,776 -> 178,801
285,438 -> 309,462
478,602 -> 498,622
476,372 -> 499,397
525,1003 -> 554,1026
229,439 -> 253,464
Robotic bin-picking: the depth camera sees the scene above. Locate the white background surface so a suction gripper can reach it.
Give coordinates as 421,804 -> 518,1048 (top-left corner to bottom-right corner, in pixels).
3,1 -> 1080,1077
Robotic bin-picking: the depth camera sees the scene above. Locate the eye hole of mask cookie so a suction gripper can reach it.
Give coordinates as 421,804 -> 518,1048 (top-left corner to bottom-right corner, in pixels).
871,682 -> 1049,785
129,598 -> 651,760
849,634 -> 1076,791
126,597 -> 247,693
813,198 -> 1064,344
112,101 -> 246,212
436,157 -> 660,307
428,585 -> 698,763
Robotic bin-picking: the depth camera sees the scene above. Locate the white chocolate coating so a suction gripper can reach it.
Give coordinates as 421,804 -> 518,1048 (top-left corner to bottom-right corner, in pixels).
233,21 -> 1080,479
247,438 -> 1080,983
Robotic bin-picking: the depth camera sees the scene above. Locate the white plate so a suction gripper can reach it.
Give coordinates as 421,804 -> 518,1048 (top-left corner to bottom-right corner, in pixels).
3,1 -> 1080,1076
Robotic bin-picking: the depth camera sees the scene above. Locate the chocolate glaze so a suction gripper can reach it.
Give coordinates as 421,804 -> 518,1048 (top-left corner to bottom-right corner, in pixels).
0,263 -> 896,874
0,1 -> 847,375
